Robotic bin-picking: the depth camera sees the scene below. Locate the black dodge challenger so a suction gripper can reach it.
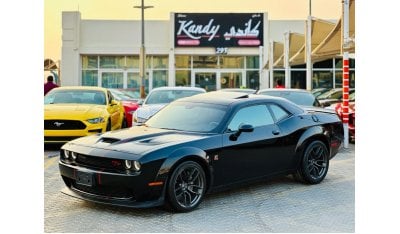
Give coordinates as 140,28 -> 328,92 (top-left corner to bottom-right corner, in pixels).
59,91 -> 343,212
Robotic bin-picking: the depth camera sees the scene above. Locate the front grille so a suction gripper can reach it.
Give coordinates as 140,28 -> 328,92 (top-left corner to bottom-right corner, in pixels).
44,136 -> 81,142
75,153 -> 125,172
72,183 -> 133,199
44,120 -> 86,130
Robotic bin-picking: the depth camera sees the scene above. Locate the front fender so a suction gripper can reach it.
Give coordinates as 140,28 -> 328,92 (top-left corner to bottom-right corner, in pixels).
156,147 -> 208,181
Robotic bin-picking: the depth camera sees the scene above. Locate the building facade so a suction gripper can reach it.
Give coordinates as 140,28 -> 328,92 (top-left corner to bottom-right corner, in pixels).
61,12 -> 354,93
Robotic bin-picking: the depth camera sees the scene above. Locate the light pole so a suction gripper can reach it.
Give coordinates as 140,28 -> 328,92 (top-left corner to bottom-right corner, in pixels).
134,0 -> 153,99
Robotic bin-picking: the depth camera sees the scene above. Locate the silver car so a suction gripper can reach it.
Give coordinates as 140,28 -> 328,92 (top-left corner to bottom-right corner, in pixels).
132,86 -> 206,125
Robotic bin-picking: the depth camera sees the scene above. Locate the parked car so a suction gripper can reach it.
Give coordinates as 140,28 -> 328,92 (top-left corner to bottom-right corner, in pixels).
44,86 -> 125,143
257,88 -> 321,107
327,92 -> 355,142
59,91 -> 343,212
317,88 -> 355,107
218,88 -> 257,94
109,89 -> 140,127
132,86 -> 206,125
311,88 -> 329,98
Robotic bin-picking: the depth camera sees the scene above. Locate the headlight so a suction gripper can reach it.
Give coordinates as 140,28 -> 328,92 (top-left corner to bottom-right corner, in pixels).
124,160 -> 141,171
133,161 -> 141,171
71,151 -> 78,160
64,150 -> 70,159
87,117 -> 105,124
124,160 -> 132,169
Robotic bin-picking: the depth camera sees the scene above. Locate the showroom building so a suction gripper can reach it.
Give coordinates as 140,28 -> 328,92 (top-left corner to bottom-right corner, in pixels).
61,10 -> 354,93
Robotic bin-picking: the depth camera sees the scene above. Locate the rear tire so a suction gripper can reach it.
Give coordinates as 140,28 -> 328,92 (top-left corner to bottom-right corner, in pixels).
295,140 -> 329,184
166,161 -> 206,212
121,116 -> 127,128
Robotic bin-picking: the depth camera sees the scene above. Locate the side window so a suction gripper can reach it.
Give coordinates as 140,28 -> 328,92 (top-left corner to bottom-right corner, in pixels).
227,105 -> 274,131
269,104 -> 289,122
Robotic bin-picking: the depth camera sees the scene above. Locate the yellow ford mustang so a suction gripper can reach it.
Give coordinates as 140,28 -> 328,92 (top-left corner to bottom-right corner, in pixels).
44,86 -> 126,143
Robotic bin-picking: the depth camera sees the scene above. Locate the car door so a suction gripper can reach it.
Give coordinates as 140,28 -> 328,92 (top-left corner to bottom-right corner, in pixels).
213,103 -> 290,186
106,91 -> 121,128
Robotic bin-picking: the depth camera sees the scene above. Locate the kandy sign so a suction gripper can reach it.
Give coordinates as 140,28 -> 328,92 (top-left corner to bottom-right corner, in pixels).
175,13 -> 264,47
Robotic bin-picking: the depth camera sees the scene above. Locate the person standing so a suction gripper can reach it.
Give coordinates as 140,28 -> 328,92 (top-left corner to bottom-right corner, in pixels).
44,75 -> 59,95
275,79 -> 285,88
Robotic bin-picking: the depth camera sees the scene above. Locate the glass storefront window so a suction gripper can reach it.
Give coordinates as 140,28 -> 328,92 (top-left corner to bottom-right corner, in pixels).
335,71 -> 342,88
291,70 -> 306,89
195,72 -> 217,91
175,70 -> 191,86
175,55 -> 191,68
220,56 -> 244,69
246,56 -> 259,69
153,70 -> 168,88
313,59 -> 333,69
128,72 -> 149,94
153,56 -> 168,69
246,71 -> 260,90
350,70 -> 355,88
82,70 -> 98,86
193,56 -> 217,68
82,56 -> 98,69
100,56 -> 125,69
126,56 -> 140,69
101,72 -> 124,88
273,71 -> 285,87
314,70 -> 334,89
221,72 -> 242,89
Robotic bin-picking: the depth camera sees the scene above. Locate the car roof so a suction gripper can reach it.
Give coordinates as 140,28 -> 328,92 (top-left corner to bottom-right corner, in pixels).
176,91 -> 305,113
51,86 -> 108,92
258,88 -> 312,94
149,86 -> 206,92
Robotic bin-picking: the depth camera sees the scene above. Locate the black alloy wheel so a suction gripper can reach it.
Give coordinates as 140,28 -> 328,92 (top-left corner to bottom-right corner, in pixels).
167,161 -> 206,212
296,140 -> 329,184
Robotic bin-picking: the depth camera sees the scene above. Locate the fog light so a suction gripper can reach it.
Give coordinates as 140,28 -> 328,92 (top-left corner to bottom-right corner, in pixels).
64,150 -> 70,159
124,160 -> 132,169
71,151 -> 77,160
133,161 -> 141,171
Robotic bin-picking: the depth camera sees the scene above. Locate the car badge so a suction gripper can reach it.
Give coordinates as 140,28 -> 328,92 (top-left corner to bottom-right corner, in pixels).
54,122 -> 64,127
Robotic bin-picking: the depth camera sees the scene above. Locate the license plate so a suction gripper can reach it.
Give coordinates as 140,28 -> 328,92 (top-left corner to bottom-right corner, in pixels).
76,170 -> 94,187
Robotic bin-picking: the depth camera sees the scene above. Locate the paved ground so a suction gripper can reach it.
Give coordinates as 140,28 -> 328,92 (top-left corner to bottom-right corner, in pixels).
44,144 -> 354,233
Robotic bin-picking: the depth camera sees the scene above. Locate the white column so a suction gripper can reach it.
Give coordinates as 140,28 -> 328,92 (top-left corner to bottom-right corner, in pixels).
306,16 -> 312,90
284,31 -> 291,88
269,41 -> 274,88
169,12 -> 175,87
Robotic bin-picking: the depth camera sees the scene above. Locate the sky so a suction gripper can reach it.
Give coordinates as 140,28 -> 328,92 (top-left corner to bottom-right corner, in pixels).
44,0 -> 341,61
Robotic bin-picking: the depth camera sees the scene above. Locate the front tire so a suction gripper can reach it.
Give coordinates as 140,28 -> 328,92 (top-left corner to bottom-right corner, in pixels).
166,161 -> 206,212
106,118 -> 111,132
295,140 -> 329,184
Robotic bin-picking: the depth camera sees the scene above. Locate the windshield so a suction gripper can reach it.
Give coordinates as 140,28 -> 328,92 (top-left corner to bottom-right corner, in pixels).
44,89 -> 106,105
145,89 -> 203,105
259,90 -> 317,107
146,102 -> 227,133
109,89 -> 133,101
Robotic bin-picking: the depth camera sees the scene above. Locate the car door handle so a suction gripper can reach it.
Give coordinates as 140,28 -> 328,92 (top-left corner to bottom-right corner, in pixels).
272,130 -> 280,135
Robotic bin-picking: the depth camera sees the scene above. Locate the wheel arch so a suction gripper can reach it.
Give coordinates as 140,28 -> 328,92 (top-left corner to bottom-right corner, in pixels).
295,126 -> 331,165
156,147 -> 212,193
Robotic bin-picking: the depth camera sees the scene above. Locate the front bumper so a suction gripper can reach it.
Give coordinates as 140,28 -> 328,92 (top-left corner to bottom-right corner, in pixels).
59,161 -> 165,208
44,123 -> 106,143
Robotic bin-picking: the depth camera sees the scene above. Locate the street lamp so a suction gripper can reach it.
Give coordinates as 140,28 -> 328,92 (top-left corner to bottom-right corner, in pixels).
134,0 -> 153,99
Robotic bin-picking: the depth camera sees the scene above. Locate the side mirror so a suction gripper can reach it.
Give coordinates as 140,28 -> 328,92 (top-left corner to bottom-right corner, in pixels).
137,99 -> 144,105
229,123 -> 254,141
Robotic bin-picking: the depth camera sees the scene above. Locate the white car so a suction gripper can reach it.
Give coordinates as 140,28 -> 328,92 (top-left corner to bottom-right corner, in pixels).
132,87 -> 206,125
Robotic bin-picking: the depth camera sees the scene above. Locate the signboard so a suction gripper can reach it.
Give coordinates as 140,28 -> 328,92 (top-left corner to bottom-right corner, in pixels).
175,13 -> 264,48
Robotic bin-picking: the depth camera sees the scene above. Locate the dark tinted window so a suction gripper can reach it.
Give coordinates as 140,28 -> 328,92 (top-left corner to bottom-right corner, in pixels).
269,104 -> 289,122
227,105 -> 274,131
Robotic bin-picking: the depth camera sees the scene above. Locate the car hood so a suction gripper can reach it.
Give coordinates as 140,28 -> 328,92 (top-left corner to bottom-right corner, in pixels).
66,126 -> 207,157
135,104 -> 167,120
44,104 -> 105,119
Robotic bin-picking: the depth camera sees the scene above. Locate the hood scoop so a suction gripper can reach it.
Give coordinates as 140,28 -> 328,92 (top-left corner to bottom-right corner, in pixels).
98,137 -> 121,144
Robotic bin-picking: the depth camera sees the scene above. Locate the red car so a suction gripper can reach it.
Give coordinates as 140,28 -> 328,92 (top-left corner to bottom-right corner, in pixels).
329,92 -> 355,142
109,89 -> 140,127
